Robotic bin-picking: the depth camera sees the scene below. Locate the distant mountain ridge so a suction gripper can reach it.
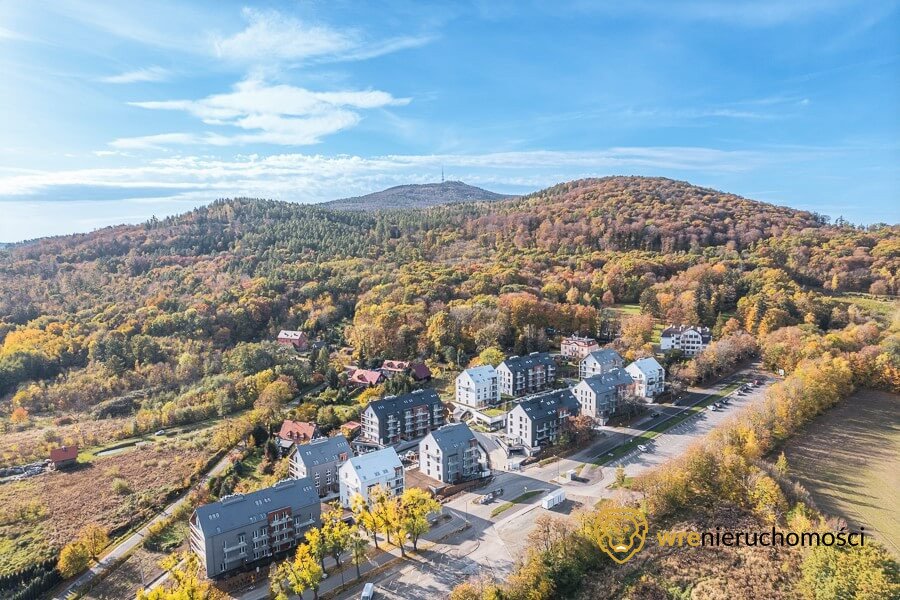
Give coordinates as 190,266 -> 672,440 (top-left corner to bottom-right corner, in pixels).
319,180 -> 514,211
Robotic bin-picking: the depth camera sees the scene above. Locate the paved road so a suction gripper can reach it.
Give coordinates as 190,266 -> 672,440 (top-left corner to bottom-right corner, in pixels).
333,365 -> 774,599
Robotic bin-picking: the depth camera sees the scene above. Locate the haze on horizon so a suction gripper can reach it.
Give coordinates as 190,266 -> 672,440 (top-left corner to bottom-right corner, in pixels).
0,0 -> 898,242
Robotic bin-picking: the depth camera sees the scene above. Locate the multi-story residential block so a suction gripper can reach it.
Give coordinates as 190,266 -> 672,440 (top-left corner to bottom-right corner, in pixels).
189,478 -> 321,579
289,435 -> 351,498
496,352 -> 557,397
625,357 -> 666,399
360,389 -> 445,446
454,365 -> 500,408
506,389 -> 580,452
560,335 -> 600,360
579,348 -> 625,379
573,368 -> 634,424
339,447 -> 405,507
419,423 -> 486,484
276,330 -> 308,351
660,325 -> 711,357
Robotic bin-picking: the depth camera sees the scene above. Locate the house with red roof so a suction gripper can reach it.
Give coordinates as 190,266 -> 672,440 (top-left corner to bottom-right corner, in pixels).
347,368 -> 386,388
276,330 -> 309,351
49,445 -> 78,470
380,360 -> 432,381
277,420 -> 321,455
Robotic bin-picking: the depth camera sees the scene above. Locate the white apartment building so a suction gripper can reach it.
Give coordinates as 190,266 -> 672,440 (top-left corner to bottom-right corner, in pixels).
579,348 -> 625,379
660,325 -> 711,357
338,447 -> 405,507
625,357 -> 666,399
454,365 -> 500,408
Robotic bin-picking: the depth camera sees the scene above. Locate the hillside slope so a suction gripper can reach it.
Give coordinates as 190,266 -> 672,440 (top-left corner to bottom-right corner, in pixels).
320,180 -> 513,211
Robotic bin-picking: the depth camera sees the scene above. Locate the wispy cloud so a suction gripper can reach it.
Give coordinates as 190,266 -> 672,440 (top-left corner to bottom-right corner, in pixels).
211,8 -> 433,64
100,66 -> 170,84
116,78 -> 409,148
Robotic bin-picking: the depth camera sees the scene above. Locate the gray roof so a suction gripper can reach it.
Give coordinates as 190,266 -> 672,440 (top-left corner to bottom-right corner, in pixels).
426,423 -> 476,453
292,435 -> 351,469
584,348 -> 623,364
366,389 -> 442,419
580,368 -> 633,395
661,325 -> 712,342
194,478 -> 318,536
516,389 -> 579,423
499,352 -> 555,373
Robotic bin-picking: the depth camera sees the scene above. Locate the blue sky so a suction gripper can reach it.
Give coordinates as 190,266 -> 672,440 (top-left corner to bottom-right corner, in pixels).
1,0 -> 897,241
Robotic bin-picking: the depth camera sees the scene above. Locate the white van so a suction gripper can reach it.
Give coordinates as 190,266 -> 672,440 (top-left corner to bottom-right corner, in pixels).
360,582 -> 375,600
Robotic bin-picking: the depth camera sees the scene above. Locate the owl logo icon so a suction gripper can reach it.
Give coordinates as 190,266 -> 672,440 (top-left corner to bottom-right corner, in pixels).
595,506 -> 648,564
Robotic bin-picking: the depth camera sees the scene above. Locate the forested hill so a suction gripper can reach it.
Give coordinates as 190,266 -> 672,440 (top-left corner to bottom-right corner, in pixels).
319,180 -> 513,211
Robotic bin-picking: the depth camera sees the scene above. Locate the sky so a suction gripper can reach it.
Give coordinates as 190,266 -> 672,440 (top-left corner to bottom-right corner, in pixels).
0,1 -> 898,242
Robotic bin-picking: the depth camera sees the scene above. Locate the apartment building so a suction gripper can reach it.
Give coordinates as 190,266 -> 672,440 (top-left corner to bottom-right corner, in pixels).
419,423 -> 486,484
579,348 -> 625,379
360,389 -> 445,446
289,435 -> 351,498
454,365 -> 500,408
339,447 -> 405,507
660,325 -> 712,357
506,389 -> 580,452
189,478 -> 321,578
572,368 -> 633,424
496,352 -> 557,397
560,335 -> 601,360
625,357 -> 666,399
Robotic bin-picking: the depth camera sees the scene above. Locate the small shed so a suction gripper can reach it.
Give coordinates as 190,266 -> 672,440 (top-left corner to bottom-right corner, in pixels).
49,446 -> 79,470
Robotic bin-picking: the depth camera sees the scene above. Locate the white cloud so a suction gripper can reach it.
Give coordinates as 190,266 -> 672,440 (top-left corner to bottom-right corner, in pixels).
211,8 -> 433,64
118,78 -> 409,148
100,66 -> 171,84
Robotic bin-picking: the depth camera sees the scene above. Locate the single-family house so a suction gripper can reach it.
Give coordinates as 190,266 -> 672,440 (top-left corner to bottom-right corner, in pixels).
276,330 -> 308,351
276,420 -> 320,454
381,360 -> 433,381
347,368 -> 386,388
560,335 -> 601,360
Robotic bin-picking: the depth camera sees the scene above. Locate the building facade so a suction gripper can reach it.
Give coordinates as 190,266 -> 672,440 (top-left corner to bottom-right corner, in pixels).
573,368 -> 633,424
189,478 -> 321,578
506,389 -> 580,452
454,365 -> 500,408
276,330 -> 308,351
579,348 -> 625,379
625,357 -> 666,399
339,447 -> 405,507
560,335 -> 601,360
660,325 -> 711,357
496,352 -> 557,397
360,389 -> 445,446
419,423 -> 485,484
289,435 -> 351,498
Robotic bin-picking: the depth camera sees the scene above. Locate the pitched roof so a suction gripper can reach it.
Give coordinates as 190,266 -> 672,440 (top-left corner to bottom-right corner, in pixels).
341,420 -> 362,432
381,359 -> 410,372
583,348 -> 623,364
194,478 -> 318,536
562,335 -> 599,347
293,435 -> 351,469
348,369 -> 385,385
344,447 -> 402,482
277,330 -> 307,340
425,423 -> 476,454
499,352 -> 555,373
661,325 -> 712,342
366,389 -> 442,419
627,357 -> 664,376
50,446 -> 78,462
409,362 -> 432,380
278,420 -> 318,441
458,365 -> 497,385
579,368 -> 633,395
514,389 -> 580,423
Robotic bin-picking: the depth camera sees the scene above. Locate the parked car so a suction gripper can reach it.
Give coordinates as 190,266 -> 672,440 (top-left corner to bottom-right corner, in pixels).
154,430 -> 166,436
361,582 -> 375,600
710,405 -> 720,411
651,411 -> 661,418
637,444 -> 649,452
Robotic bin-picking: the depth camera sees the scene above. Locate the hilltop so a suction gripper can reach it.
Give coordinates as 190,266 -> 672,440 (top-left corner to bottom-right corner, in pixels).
319,180 -> 513,211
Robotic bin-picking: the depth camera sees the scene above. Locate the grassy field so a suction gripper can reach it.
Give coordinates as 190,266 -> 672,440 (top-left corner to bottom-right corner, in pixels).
780,389 -> 899,556
490,490 -> 544,518
833,293 -> 897,325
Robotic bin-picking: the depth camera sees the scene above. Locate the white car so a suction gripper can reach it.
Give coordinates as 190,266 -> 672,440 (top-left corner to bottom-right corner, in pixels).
361,583 -> 375,600
637,444 -> 649,452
